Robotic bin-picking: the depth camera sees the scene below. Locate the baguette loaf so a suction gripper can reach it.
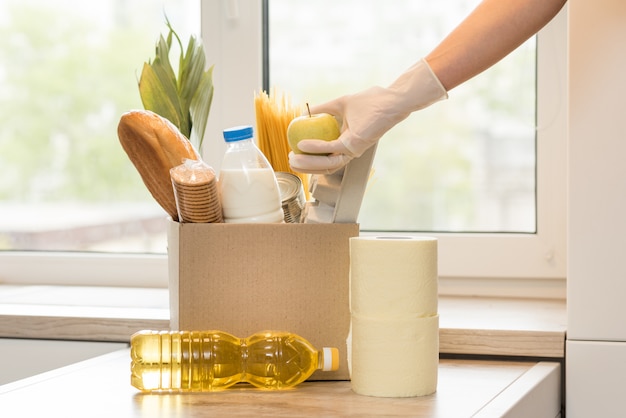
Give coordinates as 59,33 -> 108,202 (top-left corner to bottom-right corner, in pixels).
117,110 -> 200,220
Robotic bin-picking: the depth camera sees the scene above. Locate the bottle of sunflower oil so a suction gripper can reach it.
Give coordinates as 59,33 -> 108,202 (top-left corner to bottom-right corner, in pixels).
130,330 -> 339,392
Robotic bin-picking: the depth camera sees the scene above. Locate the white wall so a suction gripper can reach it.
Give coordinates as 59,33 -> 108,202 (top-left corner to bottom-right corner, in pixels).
566,0 -> 626,416
567,0 -> 626,342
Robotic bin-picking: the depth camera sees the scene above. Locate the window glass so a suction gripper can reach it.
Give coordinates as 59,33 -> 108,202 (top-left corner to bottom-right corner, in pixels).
268,0 -> 536,232
0,0 -> 199,252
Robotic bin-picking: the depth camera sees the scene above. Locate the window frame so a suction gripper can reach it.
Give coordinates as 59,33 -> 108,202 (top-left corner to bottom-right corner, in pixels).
0,1 -> 567,299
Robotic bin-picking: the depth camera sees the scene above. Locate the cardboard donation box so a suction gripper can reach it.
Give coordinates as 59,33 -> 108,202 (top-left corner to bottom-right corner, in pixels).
167,219 -> 359,380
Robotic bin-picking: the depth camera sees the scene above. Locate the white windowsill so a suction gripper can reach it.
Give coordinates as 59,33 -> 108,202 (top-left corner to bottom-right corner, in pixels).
0,284 -> 566,359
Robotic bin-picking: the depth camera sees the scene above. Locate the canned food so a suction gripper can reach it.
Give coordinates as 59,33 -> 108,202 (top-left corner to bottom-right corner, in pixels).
276,172 -> 306,223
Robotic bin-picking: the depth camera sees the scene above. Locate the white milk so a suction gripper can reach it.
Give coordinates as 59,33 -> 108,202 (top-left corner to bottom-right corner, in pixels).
220,167 -> 284,223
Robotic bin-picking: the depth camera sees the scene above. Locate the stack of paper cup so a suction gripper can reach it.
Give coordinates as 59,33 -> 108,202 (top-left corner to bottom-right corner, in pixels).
349,236 -> 439,397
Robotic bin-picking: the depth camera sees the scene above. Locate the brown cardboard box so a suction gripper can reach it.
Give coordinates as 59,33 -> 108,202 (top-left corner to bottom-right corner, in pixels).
167,219 -> 359,380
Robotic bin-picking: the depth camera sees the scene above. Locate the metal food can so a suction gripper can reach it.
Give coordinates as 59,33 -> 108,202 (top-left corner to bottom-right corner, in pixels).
276,172 -> 306,223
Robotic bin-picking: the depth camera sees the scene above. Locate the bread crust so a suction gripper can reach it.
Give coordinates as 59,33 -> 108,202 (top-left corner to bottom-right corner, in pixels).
117,110 -> 200,220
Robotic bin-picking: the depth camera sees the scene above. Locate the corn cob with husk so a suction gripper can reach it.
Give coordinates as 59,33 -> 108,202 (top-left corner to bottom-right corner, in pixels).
138,19 -> 214,152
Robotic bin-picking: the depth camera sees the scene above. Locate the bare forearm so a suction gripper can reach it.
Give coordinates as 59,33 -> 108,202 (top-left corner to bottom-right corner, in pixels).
426,0 -> 567,91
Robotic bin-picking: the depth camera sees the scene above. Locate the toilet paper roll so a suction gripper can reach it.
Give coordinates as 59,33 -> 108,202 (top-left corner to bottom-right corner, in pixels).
350,314 -> 439,397
350,236 -> 438,318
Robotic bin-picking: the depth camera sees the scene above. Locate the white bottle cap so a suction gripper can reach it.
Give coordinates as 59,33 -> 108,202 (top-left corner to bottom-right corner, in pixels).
322,347 -> 340,371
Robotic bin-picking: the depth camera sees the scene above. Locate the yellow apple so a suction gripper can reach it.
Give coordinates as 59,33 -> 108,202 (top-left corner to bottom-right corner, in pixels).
287,108 -> 340,155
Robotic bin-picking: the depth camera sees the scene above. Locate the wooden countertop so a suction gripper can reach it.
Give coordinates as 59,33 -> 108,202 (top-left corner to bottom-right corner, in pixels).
0,349 -> 562,418
0,285 -> 567,358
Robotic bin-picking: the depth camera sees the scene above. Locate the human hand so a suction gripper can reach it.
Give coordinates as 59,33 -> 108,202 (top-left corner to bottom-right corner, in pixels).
289,58 -> 448,174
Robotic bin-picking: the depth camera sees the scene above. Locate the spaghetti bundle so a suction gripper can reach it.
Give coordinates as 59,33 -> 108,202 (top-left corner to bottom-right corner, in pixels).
254,89 -> 309,199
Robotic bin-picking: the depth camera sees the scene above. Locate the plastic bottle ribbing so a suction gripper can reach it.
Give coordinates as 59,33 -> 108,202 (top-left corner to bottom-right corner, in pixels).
130,330 -> 339,392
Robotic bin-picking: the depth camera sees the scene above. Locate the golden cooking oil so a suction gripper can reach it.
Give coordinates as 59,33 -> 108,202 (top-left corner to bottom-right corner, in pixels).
130,330 -> 338,392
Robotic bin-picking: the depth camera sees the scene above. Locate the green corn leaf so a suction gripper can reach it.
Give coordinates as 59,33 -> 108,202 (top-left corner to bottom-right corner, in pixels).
190,65 -> 214,150
154,34 -> 177,95
138,62 -> 182,130
178,36 -> 205,139
138,21 -> 214,152
139,34 -> 183,131
152,59 -> 188,137
180,40 -> 205,105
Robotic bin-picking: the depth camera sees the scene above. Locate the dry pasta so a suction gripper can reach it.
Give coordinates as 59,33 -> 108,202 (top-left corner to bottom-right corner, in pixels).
254,89 -> 310,199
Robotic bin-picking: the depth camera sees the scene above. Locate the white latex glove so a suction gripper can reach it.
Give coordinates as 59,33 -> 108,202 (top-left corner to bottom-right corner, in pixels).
289,58 -> 448,174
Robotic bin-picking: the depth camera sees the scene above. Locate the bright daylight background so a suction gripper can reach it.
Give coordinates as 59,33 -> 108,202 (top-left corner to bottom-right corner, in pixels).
269,0 -> 536,233
0,0 -> 535,254
0,0 -> 198,253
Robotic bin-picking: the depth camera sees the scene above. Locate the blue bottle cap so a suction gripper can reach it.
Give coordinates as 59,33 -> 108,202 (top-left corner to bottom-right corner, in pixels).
223,125 -> 254,142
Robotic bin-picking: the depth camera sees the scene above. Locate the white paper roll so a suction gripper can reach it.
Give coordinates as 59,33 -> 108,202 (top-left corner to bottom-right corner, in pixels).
350,236 -> 438,318
350,314 -> 439,397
